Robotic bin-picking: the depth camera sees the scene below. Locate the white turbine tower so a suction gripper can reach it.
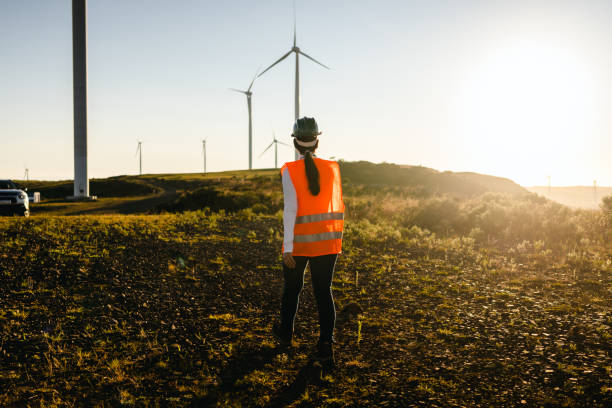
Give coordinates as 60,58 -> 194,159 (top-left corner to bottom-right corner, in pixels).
258,9 -> 329,160
72,0 -> 90,198
259,132 -> 290,169
135,141 -> 143,175
230,70 -> 259,170
202,139 -> 207,174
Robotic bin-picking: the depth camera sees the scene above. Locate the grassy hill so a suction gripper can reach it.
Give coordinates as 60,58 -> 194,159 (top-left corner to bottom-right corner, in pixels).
16,161 -> 529,216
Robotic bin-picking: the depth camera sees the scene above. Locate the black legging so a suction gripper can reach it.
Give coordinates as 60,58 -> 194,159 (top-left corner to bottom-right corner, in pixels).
280,254 -> 338,343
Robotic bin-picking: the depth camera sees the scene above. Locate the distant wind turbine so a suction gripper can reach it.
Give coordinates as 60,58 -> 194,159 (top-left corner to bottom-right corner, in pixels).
258,6 -> 329,160
24,167 -> 29,183
202,139 -> 207,174
259,132 -> 290,169
230,70 -> 259,170
135,141 -> 143,175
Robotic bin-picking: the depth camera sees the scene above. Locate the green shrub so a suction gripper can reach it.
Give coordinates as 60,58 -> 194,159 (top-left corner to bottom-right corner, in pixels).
157,187 -> 280,214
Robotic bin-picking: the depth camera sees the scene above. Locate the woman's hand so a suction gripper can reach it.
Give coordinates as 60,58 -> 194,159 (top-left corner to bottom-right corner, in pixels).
283,252 -> 296,268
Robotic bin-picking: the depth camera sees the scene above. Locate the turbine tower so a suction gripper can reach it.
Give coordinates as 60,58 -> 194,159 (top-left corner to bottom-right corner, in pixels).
258,9 -> 329,160
230,70 -> 259,170
259,132 -> 290,169
72,0 -> 90,198
202,139 -> 207,174
135,141 -> 142,175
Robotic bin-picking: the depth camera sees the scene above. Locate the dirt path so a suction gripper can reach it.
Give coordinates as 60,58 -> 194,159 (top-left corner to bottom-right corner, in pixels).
29,178 -> 180,216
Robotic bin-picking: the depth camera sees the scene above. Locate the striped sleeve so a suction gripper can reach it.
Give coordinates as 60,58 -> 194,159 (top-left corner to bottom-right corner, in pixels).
281,167 -> 297,253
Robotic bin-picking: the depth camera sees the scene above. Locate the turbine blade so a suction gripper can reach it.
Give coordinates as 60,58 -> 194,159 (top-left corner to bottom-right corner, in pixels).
299,50 -> 330,69
259,142 -> 274,157
293,0 -> 297,47
247,68 -> 260,92
228,88 -> 247,94
258,50 -> 293,77
135,144 -> 140,157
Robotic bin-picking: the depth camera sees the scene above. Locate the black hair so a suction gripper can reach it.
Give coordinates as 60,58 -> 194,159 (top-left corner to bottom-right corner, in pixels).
294,139 -> 320,196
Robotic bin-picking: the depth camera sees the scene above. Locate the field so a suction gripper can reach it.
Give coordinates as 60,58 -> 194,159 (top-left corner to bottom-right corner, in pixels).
1,162 -> 611,407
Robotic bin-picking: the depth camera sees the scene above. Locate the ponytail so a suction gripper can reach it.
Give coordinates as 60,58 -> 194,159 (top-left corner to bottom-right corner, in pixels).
304,150 -> 320,196
293,138 -> 320,196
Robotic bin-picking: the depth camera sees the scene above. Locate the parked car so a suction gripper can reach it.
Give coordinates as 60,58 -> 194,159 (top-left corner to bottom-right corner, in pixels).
0,180 -> 30,217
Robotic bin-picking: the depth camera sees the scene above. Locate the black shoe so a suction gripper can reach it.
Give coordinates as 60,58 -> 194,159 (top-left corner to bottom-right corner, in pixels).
316,341 -> 335,368
272,322 -> 293,346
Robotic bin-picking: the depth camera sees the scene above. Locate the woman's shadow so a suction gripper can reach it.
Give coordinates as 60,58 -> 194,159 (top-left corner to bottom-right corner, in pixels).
268,358 -> 333,407
191,344 -> 331,407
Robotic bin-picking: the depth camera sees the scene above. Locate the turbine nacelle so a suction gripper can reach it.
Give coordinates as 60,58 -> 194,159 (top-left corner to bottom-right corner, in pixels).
229,89 -> 252,97
258,36 -> 329,79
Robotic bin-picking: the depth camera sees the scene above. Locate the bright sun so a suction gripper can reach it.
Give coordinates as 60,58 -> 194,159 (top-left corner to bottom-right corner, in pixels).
452,38 -> 599,186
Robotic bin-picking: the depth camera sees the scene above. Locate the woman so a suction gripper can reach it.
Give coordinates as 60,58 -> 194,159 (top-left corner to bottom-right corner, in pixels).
273,117 -> 344,368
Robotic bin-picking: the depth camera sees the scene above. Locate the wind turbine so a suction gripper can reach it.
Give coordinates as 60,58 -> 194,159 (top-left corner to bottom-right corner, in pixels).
24,167 -> 29,183
259,132 -> 290,169
135,141 -> 142,175
258,7 -> 329,160
202,139 -> 207,174
229,70 -> 259,170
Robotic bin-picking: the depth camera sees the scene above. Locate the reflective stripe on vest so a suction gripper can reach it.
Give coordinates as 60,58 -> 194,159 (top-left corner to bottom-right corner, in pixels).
294,230 -> 343,243
295,211 -> 344,224
282,158 -> 345,257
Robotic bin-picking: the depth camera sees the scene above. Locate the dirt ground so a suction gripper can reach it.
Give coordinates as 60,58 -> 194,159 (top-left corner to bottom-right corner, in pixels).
0,213 -> 610,407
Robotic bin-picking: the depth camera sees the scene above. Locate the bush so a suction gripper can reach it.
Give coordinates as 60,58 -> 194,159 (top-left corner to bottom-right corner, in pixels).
157,187 -> 280,214
412,196 -> 463,235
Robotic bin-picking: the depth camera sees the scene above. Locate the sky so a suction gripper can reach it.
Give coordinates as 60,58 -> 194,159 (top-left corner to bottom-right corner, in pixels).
1,0 -> 611,186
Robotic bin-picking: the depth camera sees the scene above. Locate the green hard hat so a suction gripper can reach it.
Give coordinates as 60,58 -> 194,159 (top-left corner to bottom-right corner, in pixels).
292,117 -> 322,142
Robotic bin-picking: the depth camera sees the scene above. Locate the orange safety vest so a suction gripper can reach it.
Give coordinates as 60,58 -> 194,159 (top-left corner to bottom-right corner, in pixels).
281,158 -> 345,256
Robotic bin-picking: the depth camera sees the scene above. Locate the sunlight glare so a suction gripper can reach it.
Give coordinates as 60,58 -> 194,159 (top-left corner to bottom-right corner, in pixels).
452,38 -> 599,185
